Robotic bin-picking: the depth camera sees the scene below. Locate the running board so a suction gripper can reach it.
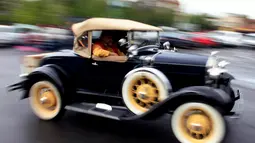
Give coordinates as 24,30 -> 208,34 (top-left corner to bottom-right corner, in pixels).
65,103 -> 133,120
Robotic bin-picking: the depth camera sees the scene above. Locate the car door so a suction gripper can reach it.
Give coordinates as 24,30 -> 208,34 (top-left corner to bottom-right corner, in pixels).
90,59 -> 139,94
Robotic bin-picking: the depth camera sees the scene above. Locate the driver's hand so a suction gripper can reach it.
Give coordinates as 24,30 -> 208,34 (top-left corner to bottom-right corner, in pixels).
109,52 -> 118,56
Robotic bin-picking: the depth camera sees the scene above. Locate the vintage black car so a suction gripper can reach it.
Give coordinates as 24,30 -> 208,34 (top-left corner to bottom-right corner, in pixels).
8,18 -> 242,143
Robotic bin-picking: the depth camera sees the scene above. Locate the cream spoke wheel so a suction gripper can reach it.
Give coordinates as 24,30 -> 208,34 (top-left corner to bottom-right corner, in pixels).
122,70 -> 170,115
171,102 -> 226,143
29,81 -> 62,120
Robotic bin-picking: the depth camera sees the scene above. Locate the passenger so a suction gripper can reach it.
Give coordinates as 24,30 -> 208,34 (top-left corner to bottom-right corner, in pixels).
92,33 -> 125,57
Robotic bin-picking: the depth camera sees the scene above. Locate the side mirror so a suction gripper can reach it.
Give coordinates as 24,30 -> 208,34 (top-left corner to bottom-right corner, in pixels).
163,41 -> 171,50
118,38 -> 127,47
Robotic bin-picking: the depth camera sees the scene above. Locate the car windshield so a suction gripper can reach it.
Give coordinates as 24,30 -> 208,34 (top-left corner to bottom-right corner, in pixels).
130,31 -> 159,45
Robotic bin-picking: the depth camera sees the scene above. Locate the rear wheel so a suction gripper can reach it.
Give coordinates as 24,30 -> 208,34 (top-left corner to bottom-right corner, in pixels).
29,80 -> 65,120
171,102 -> 226,143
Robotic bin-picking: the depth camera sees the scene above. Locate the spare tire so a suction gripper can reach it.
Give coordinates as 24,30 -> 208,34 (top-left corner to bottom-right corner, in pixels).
122,68 -> 171,115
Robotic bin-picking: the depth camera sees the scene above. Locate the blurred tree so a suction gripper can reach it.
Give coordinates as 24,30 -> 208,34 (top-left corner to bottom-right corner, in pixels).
123,6 -> 175,27
0,0 -> 18,23
189,14 -> 216,30
151,8 -> 175,26
70,0 -> 107,17
11,0 -> 68,25
1,0 -> 176,28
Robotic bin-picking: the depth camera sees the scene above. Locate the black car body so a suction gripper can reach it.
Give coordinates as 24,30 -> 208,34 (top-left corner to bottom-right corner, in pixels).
8,18 -> 242,143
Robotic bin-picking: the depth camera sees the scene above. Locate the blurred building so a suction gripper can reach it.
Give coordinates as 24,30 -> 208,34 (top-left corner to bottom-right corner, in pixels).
156,0 -> 180,11
136,0 -> 180,11
108,0 -> 180,11
219,13 -> 255,33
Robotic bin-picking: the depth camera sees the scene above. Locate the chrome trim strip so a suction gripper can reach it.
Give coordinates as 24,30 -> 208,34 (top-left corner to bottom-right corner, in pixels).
19,73 -> 28,77
151,51 -> 162,63
65,105 -> 119,120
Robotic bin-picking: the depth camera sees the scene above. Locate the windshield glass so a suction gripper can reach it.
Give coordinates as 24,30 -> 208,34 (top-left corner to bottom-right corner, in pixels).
130,31 -> 159,45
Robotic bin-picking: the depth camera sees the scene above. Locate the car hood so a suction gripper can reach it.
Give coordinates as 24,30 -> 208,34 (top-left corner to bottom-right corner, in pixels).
153,50 -> 208,67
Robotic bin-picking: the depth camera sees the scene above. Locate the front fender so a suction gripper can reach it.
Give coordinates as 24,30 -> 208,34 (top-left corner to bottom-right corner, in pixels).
167,86 -> 232,111
124,67 -> 173,93
120,86 -> 233,120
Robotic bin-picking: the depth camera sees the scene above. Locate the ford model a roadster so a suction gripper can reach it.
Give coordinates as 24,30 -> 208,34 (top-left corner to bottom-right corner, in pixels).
8,18 -> 241,143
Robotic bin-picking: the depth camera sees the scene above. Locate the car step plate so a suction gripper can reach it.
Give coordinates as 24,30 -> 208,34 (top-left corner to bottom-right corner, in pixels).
65,103 -> 131,120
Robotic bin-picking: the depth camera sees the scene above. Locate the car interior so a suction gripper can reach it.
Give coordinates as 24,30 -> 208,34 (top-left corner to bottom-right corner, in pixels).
77,30 -> 129,62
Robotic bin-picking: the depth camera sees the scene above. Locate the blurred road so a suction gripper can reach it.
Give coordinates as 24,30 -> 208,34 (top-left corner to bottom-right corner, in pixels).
0,47 -> 255,143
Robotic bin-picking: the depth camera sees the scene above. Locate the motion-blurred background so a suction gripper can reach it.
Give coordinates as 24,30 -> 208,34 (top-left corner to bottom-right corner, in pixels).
1,0 -> 255,51
1,1 -> 255,143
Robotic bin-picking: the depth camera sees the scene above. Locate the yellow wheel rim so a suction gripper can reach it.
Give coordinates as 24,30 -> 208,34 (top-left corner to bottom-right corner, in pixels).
30,81 -> 60,119
180,108 -> 214,143
128,76 -> 160,112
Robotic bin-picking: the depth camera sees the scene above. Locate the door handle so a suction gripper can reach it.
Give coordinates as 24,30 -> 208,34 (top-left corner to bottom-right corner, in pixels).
92,62 -> 98,66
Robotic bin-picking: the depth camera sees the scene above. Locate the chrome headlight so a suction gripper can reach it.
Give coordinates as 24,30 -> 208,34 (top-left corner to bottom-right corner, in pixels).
206,56 -> 219,68
206,51 -> 230,78
207,67 -> 228,78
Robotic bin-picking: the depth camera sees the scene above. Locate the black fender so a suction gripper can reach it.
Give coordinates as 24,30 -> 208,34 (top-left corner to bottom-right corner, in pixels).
123,67 -> 173,93
12,64 -> 72,100
120,86 -> 233,120
220,72 -> 235,81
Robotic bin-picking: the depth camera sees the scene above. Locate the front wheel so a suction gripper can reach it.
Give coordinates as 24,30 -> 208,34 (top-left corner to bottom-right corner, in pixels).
122,71 -> 170,115
29,80 -> 65,121
171,102 -> 226,143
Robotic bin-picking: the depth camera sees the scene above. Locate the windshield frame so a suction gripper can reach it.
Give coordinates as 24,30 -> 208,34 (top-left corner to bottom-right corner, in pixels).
127,30 -> 160,47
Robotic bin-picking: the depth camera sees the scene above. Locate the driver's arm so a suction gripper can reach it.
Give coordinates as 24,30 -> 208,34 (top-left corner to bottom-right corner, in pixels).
92,44 -> 110,57
117,49 -> 125,56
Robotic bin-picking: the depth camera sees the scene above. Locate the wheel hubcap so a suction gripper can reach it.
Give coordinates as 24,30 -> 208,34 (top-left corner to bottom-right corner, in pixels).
181,110 -> 213,140
129,78 -> 159,110
38,88 -> 57,109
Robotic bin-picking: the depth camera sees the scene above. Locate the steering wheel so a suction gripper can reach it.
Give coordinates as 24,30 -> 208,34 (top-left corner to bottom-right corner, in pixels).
139,40 -> 149,47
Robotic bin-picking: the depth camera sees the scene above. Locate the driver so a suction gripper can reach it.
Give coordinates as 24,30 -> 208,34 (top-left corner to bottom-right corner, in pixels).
92,32 -> 125,57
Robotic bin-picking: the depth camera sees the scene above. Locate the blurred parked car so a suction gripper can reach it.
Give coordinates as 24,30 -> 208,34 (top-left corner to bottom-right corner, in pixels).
160,31 -> 197,48
241,33 -> 255,48
158,26 -> 178,32
38,27 -> 74,51
0,25 -> 16,47
21,27 -> 74,51
189,32 -> 219,48
12,24 -> 44,45
207,30 -> 243,47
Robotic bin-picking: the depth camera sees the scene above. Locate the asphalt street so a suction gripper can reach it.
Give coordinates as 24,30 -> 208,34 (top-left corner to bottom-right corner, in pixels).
0,47 -> 255,143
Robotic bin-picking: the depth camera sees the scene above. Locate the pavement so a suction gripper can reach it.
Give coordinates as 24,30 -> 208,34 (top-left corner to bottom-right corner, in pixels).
0,47 -> 255,143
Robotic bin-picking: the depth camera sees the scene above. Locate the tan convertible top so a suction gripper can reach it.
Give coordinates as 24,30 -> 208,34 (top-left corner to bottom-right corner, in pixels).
72,18 -> 162,36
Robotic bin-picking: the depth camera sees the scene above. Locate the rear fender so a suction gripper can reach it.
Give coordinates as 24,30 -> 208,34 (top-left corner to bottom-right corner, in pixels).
21,64 -> 69,100
121,86 -> 232,120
